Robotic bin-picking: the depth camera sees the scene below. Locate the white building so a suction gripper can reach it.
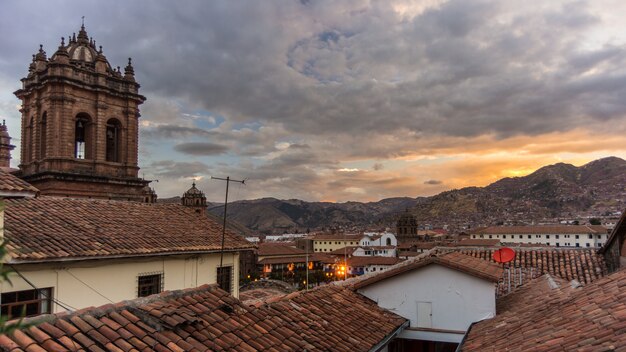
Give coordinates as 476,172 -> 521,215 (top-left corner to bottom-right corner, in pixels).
0,196 -> 254,318
470,225 -> 609,248
352,252 -> 502,350
361,232 -> 398,247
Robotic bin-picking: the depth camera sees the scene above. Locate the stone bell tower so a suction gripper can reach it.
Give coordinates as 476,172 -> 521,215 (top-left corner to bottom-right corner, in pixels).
13,24 -> 154,201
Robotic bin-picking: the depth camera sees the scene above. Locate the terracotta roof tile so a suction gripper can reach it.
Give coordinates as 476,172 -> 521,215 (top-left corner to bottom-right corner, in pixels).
257,243 -> 306,257
351,252 -> 503,290
3,197 -> 254,262
0,170 -> 39,195
348,256 -> 402,267
461,270 -> 626,351
448,247 -> 608,295
2,284 -> 407,352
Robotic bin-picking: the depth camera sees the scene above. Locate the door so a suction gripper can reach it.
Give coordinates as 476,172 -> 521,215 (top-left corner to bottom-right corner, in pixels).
417,301 -> 432,328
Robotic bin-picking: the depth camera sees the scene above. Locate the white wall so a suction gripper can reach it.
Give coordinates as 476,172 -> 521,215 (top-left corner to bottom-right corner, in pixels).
0,252 -> 240,314
358,264 -> 495,338
471,232 -> 607,248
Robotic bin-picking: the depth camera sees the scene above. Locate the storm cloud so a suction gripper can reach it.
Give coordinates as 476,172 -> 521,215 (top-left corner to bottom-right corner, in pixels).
2,0 -> 626,201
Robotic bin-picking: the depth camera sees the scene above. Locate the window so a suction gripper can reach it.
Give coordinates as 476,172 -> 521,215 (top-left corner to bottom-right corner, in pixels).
519,235 -> 523,239
106,119 -> 122,162
576,243 -> 580,247
502,235 -> 507,239
556,235 -> 560,239
586,243 -> 590,247
588,234 -> 593,239
40,112 -> 47,158
137,273 -> 163,297
480,235 -> 484,238
386,238 -> 392,246
489,235 -> 492,239
527,235 -> 532,239
1,288 -> 52,319
556,243 -> 560,247
546,235 -> 550,239
75,114 -> 91,159
575,235 -> 579,239
217,266 -> 233,294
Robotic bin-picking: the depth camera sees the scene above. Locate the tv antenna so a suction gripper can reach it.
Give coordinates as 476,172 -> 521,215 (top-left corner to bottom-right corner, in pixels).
211,176 -> 245,291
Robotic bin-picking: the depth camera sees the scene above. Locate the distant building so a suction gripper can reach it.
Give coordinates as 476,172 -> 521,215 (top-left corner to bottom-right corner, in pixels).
469,225 -> 609,248
396,209 -> 418,243
311,233 -> 363,252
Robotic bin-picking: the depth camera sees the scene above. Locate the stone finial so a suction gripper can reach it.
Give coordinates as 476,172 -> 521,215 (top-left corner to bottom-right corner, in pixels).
124,57 -> 135,80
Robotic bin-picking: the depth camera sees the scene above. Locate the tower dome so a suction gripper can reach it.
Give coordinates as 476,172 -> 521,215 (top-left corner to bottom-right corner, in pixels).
182,182 -> 207,213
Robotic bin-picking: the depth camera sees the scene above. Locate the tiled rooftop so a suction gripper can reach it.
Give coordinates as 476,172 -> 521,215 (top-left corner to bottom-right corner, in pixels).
310,233 -> 363,241
0,284 -> 407,352
461,269 -> 626,351
348,256 -> 402,267
351,252 -> 503,290
0,170 -> 39,195
3,197 -> 254,263
258,253 -> 333,265
452,247 -> 607,285
456,239 -> 501,246
257,242 -> 306,257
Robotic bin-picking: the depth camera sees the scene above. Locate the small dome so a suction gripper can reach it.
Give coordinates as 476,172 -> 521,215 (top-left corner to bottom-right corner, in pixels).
183,182 -> 205,197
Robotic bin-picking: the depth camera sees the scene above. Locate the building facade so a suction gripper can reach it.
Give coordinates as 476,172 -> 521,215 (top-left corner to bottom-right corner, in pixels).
13,24 -> 153,201
470,225 -> 609,248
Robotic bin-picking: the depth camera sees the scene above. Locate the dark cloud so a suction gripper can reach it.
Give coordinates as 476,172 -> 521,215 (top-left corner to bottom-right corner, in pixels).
142,124 -> 218,139
174,142 -> 228,156
424,179 -> 443,185
2,0 -> 626,201
148,160 -> 211,178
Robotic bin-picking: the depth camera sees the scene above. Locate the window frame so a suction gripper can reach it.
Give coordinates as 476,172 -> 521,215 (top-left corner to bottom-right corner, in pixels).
217,266 -> 234,294
137,272 -> 164,298
1,287 -> 53,319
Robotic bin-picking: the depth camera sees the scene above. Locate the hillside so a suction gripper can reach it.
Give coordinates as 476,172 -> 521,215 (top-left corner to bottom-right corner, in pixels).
203,157 -> 626,234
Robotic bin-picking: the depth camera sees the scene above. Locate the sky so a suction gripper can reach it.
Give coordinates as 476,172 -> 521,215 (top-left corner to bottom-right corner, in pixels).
1,0 -> 626,202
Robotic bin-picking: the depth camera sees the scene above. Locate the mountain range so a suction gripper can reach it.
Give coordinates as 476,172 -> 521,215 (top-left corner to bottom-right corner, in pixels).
179,157 -> 626,234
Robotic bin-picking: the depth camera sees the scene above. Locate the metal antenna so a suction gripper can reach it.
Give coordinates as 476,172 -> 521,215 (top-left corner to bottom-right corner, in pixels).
211,176 -> 245,292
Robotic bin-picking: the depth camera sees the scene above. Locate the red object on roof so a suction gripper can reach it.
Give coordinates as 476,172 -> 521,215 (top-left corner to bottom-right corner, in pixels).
493,247 -> 515,263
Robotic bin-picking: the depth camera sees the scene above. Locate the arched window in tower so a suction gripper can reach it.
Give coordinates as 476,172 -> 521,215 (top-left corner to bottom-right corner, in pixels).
25,117 -> 34,162
386,237 -> 392,246
106,118 -> 122,162
40,112 -> 47,158
75,113 -> 91,159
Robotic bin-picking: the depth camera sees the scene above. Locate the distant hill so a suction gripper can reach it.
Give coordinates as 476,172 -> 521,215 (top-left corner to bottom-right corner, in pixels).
201,157 -> 626,234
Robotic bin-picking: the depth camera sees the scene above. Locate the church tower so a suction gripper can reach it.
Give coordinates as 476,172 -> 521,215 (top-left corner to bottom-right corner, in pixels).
13,24 -> 152,201
181,182 -> 207,214
396,209 -> 418,243
0,120 -> 16,171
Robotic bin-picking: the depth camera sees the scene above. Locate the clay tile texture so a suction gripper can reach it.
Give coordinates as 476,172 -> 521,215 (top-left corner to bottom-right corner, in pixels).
3,196 -> 254,262
256,243 -> 306,257
0,170 -> 39,194
350,251 -> 503,290
0,284 -> 407,352
460,269 -> 626,351
447,247 -> 608,296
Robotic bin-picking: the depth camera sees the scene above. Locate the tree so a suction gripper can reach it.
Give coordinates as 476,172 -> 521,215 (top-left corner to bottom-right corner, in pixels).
589,218 -> 602,225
